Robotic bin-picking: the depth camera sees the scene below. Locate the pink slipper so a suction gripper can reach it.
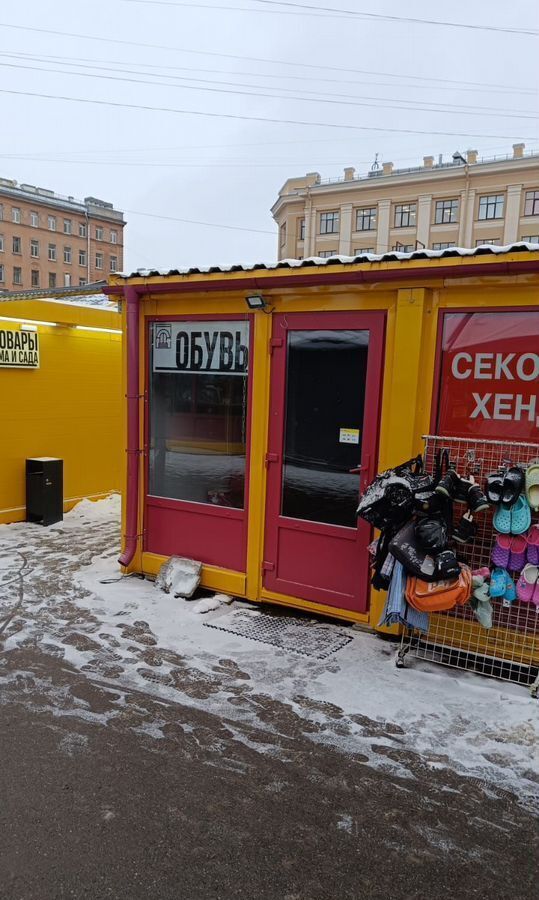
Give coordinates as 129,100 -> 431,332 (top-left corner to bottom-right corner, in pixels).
527,525 -> 539,565
491,534 -> 511,567
508,535 -> 527,571
516,564 -> 539,602
532,579 -> 539,609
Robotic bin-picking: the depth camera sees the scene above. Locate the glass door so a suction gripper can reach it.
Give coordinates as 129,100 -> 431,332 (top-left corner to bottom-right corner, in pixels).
263,311 -> 385,612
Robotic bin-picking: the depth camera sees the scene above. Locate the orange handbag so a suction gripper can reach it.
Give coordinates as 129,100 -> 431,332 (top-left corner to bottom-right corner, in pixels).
405,565 -> 472,613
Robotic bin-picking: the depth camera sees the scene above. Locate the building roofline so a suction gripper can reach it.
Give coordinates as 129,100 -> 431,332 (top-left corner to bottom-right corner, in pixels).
273,150 -> 539,209
0,181 -> 125,222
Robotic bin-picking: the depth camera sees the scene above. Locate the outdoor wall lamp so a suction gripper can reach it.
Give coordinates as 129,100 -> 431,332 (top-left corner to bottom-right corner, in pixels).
245,294 -> 272,313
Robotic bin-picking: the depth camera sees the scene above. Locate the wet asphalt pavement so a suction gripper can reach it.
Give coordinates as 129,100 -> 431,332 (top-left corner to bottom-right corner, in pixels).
1,644 -> 539,900
1,510 -> 538,899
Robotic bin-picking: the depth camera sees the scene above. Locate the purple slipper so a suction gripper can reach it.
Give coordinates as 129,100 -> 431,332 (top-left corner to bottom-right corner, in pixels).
527,525 -> 539,565
491,534 -> 511,567
508,535 -> 527,571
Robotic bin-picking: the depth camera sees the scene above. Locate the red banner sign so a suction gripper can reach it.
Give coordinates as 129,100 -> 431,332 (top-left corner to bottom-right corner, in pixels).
436,310 -> 539,441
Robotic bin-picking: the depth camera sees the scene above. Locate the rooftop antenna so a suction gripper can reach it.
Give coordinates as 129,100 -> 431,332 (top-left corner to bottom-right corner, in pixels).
370,153 -> 380,172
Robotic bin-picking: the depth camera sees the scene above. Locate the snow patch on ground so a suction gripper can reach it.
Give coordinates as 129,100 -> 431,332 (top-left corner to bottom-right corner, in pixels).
1,495 -> 538,811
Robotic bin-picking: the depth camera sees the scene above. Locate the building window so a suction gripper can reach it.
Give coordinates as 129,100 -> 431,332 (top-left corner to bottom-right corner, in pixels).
0,235 -> 3,252
318,249 -> 337,258
63,218 -> 72,234
432,241 -> 456,250
319,211 -> 339,234
48,215 -> 56,231
279,223 -> 286,247
49,272 -> 57,288
79,221 -> 87,238
30,239 -> 39,258
12,236 -> 21,254
110,255 -> 118,272
13,266 -> 22,285
79,249 -> 87,266
434,199 -> 458,224
394,203 -> 416,228
524,190 -> 539,217
475,238 -> 501,246
79,278 -> 87,286
48,243 -> 57,261
95,226 -> 104,241
110,229 -> 118,244
149,320 -> 250,509
30,211 -> 39,227
0,264 -> 4,282
64,246 -> 72,264
31,269 -> 40,287
354,247 -> 375,254
298,218 -> 305,241
522,235 -> 539,243
356,207 -> 377,231
392,243 -> 415,252
478,194 -> 504,220
95,252 -> 103,269
64,273 -> 71,287
12,207 -> 21,223
0,204 -> 3,221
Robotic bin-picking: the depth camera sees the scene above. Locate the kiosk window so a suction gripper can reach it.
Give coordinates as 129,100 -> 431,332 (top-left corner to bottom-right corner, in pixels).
149,321 -> 249,508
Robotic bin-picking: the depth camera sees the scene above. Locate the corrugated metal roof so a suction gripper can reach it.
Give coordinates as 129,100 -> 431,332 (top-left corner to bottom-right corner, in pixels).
0,281 -> 108,302
114,242 -> 539,280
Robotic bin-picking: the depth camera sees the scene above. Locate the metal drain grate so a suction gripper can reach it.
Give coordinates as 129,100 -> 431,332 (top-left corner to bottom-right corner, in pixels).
204,610 -> 353,660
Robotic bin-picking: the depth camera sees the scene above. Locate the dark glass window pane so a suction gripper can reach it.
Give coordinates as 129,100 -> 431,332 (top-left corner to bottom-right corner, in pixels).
149,321 -> 249,508
281,329 -> 369,527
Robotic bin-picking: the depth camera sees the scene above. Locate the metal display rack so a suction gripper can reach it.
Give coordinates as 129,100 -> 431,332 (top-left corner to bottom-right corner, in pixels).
397,435 -> 539,697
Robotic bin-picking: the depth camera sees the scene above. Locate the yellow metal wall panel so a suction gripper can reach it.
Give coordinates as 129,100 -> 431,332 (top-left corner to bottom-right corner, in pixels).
0,299 -> 122,522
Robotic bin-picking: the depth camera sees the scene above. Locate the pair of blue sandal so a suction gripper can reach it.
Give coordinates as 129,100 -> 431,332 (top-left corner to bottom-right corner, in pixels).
493,495 -> 531,534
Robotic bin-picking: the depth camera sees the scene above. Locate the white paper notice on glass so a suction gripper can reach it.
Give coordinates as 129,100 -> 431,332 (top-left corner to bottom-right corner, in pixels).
339,427 -> 360,445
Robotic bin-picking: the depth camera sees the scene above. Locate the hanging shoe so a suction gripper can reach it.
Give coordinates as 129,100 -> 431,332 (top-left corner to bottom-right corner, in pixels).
484,469 -> 505,506
516,564 -> 539,603
500,466 -> 525,509
525,459 -> 539,512
453,512 -> 476,545
490,567 -> 508,599
526,525 -> 539,565
508,535 -> 527,571
493,503 -> 511,534
510,495 -> 532,535
503,571 -> 517,607
491,534 -> 511,567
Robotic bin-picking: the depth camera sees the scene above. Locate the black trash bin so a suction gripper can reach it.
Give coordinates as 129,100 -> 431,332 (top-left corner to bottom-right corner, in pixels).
26,457 -> 63,526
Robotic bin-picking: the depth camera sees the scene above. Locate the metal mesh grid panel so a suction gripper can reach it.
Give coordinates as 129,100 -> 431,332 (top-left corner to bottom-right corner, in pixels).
205,610 -> 353,659
400,435 -> 539,688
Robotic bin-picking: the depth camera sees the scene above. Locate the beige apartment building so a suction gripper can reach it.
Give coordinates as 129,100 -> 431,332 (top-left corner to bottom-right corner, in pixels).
272,144 -> 539,260
0,179 -> 125,293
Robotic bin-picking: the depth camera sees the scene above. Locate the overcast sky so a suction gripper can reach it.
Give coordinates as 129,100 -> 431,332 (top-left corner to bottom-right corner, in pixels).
1,0 -> 538,271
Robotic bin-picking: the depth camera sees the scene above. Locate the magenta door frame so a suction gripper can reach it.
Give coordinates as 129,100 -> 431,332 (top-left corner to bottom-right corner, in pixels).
263,310 -> 386,612
144,312 -> 254,572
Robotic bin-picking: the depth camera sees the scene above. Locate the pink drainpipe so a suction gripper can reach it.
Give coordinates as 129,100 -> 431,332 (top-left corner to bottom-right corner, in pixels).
119,285 -> 141,567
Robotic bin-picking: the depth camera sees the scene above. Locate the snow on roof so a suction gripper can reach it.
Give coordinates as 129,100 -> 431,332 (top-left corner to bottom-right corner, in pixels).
113,242 -> 539,280
40,293 -> 118,310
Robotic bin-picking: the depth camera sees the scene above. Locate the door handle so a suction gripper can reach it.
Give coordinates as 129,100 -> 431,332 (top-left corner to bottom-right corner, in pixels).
349,465 -> 366,474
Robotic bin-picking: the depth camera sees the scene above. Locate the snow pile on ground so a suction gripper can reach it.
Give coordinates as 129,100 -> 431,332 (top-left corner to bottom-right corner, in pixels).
1,495 -> 538,811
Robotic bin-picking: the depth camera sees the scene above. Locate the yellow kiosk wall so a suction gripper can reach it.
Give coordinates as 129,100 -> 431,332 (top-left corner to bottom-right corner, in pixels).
0,299 -> 122,524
